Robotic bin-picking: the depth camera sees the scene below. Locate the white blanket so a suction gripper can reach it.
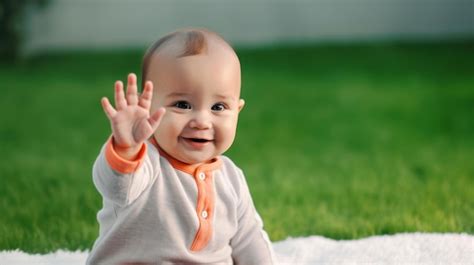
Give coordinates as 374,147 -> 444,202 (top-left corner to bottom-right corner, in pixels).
2,233 -> 473,264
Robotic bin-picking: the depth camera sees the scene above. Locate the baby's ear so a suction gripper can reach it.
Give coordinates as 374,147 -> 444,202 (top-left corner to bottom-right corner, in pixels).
238,99 -> 245,112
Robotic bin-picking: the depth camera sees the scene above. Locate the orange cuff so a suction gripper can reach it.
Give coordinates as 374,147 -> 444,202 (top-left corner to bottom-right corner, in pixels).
105,136 -> 147,174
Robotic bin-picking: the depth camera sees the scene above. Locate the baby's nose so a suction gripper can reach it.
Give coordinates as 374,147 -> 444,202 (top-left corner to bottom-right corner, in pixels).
189,111 -> 212,129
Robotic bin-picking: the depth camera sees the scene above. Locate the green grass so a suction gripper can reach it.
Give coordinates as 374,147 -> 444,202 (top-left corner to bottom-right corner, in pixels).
1,41 -> 473,253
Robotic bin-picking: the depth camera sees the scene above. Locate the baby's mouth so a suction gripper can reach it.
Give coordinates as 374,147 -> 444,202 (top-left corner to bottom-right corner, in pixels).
181,137 -> 213,148
189,138 -> 210,143
184,137 -> 212,143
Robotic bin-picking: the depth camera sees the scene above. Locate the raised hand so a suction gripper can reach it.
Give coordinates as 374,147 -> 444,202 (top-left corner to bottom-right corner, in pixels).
101,73 -> 165,160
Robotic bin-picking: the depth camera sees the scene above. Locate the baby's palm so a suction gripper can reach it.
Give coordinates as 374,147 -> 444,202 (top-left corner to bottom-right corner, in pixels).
101,73 -> 165,149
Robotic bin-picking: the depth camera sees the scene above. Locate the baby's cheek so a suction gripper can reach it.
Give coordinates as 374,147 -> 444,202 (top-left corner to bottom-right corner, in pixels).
217,120 -> 238,147
154,116 -> 173,138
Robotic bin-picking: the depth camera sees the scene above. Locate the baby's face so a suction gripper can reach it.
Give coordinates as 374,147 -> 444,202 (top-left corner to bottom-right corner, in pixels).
147,43 -> 244,164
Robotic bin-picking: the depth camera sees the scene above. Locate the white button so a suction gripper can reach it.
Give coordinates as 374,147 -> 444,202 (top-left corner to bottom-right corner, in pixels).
201,210 -> 208,219
198,172 -> 206,180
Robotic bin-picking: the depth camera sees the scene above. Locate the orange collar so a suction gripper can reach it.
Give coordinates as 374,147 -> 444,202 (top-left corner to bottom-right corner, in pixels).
149,137 -> 222,175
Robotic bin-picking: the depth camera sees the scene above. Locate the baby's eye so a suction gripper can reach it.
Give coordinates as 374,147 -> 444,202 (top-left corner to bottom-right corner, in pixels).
173,101 -> 191,109
211,103 -> 226,112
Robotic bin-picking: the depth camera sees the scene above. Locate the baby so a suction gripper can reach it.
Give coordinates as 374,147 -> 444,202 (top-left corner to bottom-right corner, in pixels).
87,28 -> 276,264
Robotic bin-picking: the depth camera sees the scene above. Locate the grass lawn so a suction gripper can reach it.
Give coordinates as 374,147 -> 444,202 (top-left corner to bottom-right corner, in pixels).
0,41 -> 473,253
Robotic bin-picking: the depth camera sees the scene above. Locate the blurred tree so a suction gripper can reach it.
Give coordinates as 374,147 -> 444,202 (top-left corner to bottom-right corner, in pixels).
0,0 -> 48,62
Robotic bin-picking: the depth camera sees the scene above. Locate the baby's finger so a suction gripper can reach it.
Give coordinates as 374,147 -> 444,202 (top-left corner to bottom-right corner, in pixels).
114,81 -> 127,110
126,73 -> 138,105
148,107 -> 166,130
101,97 -> 117,119
138,81 -> 153,110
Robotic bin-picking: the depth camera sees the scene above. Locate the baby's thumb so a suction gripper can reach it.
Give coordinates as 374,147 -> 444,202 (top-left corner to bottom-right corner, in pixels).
148,107 -> 166,130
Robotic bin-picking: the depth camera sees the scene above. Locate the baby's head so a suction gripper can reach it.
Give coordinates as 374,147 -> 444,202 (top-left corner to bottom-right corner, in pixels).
141,28 -> 245,165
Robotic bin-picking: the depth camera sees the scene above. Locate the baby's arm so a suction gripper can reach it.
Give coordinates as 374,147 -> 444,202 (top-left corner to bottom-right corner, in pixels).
92,74 -> 165,206
230,170 -> 276,265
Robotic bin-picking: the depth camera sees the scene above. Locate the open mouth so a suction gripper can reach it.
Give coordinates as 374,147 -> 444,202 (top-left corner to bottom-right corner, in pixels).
188,138 -> 210,143
181,137 -> 213,148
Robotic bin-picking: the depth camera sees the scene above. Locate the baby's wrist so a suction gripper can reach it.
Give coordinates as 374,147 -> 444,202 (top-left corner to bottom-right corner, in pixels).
112,138 -> 143,161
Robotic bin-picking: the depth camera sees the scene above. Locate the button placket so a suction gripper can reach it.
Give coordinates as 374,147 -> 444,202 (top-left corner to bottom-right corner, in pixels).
190,167 -> 217,251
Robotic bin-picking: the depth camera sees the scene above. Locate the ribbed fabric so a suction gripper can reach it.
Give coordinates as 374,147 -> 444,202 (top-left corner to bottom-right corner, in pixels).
86,137 -> 276,265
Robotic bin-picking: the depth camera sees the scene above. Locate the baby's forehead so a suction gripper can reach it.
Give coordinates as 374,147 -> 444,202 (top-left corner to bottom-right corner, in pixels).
143,29 -> 241,96
151,49 -> 234,71
148,40 -> 239,80
157,56 -> 241,96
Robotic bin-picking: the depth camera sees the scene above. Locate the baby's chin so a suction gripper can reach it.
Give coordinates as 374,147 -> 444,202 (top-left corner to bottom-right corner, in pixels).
157,138 -> 232,165
176,151 -> 220,165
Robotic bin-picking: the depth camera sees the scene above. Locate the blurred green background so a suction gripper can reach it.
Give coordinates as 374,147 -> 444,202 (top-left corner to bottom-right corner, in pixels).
1,0 -> 473,254
1,42 -> 473,253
